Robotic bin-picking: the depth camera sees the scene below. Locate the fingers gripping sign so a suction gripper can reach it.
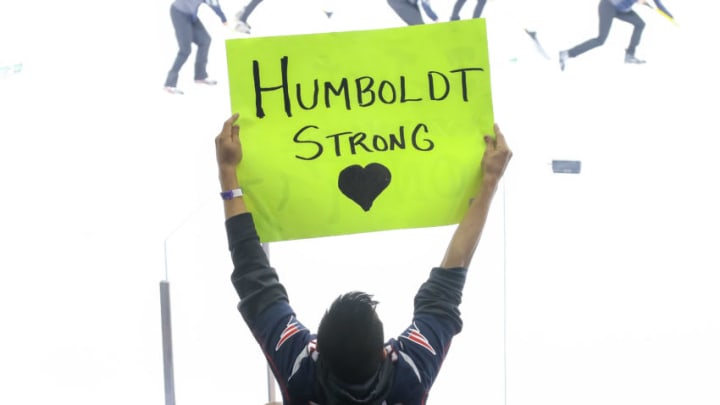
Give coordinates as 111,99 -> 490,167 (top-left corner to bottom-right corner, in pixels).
217,113 -> 248,218
216,113 -> 243,170
482,124 -> 512,182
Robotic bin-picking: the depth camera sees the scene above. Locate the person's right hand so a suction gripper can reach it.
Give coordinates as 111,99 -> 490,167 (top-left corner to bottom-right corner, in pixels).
481,124 -> 512,183
215,113 -> 242,172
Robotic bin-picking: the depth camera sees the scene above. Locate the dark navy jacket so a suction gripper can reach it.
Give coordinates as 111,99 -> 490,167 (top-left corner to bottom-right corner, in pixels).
226,213 -> 468,404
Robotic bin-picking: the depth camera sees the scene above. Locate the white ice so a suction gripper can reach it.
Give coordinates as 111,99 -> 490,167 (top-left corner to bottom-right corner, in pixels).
0,0 -> 718,404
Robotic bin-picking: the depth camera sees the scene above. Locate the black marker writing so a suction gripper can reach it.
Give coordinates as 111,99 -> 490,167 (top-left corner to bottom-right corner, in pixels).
251,56 -> 486,118
293,123 -> 434,160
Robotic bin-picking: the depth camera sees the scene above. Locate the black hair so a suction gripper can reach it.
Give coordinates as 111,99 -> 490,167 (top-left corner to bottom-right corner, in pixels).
317,291 -> 385,384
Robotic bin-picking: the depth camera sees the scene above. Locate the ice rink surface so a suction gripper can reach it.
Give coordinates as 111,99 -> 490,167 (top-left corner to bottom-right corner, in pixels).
1,1 -> 718,404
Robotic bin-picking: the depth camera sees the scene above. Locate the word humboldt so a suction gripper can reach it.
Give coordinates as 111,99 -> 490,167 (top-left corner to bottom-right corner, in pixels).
253,56 -> 485,118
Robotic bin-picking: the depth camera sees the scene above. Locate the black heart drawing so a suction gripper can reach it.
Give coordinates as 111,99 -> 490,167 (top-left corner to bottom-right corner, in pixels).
338,163 -> 391,212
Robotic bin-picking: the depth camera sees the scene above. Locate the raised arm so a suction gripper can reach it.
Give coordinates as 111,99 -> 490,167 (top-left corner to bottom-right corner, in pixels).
215,117 -> 312,399
216,113 -> 247,220
215,114 -> 289,325
440,124 -> 512,269
398,125 -> 511,393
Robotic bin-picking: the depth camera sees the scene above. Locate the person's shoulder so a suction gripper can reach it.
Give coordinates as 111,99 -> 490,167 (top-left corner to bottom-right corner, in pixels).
285,340 -> 320,398
387,339 -> 423,381
388,359 -> 426,403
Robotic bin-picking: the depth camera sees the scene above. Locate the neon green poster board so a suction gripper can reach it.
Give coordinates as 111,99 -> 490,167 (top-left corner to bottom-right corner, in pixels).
225,19 -> 494,243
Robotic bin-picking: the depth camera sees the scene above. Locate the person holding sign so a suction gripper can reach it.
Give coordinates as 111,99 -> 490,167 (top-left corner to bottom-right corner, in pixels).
215,113 -> 511,404
164,0 -> 228,95
558,0 -> 675,70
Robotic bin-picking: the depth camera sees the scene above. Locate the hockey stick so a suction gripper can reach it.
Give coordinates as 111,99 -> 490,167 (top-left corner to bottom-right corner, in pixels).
523,28 -> 550,60
497,1 -> 551,60
643,2 -> 679,26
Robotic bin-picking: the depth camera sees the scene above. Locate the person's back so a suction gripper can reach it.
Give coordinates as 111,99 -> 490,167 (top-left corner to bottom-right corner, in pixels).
221,217 -> 463,403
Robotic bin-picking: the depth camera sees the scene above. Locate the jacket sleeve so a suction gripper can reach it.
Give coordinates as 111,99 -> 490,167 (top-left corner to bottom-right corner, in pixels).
225,213 -> 289,327
414,267 -> 467,333
204,0 -> 228,23
226,214 -> 318,403
394,267 -> 467,391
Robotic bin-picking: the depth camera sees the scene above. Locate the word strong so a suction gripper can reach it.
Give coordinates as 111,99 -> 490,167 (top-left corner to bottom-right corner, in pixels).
252,56 -> 485,118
